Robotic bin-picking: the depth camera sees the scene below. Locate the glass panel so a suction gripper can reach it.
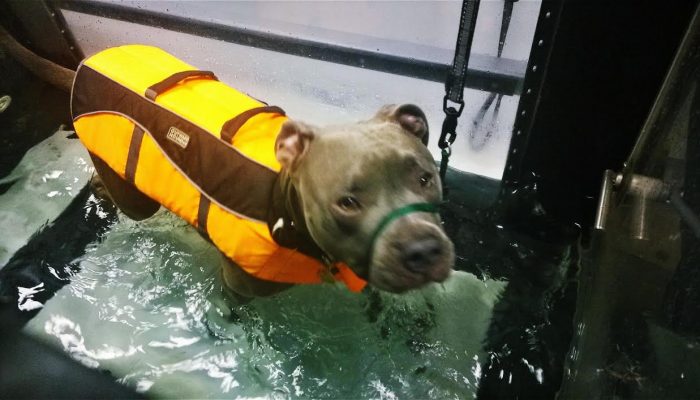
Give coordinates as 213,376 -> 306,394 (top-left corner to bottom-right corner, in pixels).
561,8 -> 700,398
90,0 -> 540,64
65,0 -> 542,180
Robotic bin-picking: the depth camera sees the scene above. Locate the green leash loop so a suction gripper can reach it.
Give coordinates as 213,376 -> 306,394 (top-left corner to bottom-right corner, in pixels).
368,202 -> 440,260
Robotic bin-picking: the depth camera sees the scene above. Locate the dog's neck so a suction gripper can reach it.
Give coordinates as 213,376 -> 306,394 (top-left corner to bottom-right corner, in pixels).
268,171 -> 331,264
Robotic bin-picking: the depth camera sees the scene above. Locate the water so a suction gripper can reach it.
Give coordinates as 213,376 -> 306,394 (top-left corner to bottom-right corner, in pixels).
23,210 -> 505,399
0,128 -> 92,265
2,126 -> 517,398
439,183 -> 581,399
0,125 -> 582,398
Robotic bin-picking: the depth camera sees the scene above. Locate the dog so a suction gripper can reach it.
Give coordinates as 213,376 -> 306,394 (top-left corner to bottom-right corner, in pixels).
0,28 -> 454,298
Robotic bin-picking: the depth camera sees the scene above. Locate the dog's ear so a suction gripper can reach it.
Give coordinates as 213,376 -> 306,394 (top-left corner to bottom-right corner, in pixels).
276,120 -> 316,170
374,104 -> 429,145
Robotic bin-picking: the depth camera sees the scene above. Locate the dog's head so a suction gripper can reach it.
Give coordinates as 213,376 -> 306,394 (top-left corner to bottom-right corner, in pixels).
275,104 -> 454,293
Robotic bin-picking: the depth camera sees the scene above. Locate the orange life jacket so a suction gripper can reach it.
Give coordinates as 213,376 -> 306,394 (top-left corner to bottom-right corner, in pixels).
71,45 -> 366,292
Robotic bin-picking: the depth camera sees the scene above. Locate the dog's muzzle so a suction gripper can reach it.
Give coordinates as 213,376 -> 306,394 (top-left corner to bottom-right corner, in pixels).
367,202 -> 441,262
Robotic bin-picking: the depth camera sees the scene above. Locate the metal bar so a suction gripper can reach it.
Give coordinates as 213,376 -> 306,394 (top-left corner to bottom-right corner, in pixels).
501,1 -> 562,184
57,0 -> 526,96
498,1 -> 516,58
594,170 -> 616,230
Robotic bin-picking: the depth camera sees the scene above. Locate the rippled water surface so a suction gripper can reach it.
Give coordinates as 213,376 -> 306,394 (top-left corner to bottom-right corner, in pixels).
24,211 -> 505,398
0,123 -> 589,399
0,129 -> 92,265
4,134 -> 507,398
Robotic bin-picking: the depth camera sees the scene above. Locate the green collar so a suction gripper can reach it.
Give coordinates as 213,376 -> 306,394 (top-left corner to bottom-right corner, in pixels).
368,202 -> 440,260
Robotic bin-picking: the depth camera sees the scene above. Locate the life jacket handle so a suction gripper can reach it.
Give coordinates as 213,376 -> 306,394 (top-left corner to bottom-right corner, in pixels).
145,70 -> 218,100
220,106 -> 286,143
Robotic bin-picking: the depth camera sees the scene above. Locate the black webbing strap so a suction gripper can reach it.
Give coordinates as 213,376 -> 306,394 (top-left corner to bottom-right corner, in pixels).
499,1 -> 518,58
220,106 -> 285,143
438,0 -> 481,194
197,195 -> 211,238
124,124 -> 145,183
443,0 -> 481,104
145,70 -> 218,100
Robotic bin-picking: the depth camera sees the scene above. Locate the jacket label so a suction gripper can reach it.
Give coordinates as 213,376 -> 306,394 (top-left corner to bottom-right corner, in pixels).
166,126 -> 190,149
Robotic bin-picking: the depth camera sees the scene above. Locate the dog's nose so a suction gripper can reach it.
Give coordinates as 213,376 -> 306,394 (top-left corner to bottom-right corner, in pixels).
401,238 -> 443,273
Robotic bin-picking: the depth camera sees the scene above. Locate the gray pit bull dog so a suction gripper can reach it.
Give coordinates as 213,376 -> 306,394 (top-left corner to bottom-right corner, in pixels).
0,28 -> 454,297
255,104 -> 455,294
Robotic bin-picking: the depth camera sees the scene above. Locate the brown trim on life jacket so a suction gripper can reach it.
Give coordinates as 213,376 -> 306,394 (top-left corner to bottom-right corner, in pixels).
88,151 -> 161,221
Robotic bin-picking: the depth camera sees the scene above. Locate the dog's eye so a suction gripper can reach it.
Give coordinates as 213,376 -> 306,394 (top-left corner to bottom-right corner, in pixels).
337,196 -> 361,211
419,173 -> 433,187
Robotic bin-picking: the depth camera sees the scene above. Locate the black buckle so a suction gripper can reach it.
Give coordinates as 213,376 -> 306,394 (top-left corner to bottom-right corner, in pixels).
438,112 -> 459,150
443,95 -> 465,117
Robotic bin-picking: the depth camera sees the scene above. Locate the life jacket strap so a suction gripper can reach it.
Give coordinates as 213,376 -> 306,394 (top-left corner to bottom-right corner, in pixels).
220,106 -> 286,143
197,195 -> 211,238
124,125 -> 145,183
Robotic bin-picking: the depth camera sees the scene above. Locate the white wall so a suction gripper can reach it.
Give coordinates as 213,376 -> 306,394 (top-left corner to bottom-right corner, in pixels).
63,0 -> 541,180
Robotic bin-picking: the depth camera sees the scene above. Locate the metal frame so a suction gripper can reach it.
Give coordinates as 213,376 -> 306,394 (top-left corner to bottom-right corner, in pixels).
501,2 -> 562,187
0,0 -> 82,68
499,0 -> 699,228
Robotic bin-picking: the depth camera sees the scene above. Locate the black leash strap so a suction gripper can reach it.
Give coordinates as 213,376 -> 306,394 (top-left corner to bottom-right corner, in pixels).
499,1 -> 517,58
439,0 -> 481,194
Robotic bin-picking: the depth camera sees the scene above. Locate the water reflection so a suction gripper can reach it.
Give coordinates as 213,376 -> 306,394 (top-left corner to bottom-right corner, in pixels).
17,283 -> 45,311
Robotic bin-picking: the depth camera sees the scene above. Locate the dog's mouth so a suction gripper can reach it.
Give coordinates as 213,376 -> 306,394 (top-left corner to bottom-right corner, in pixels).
370,260 -> 452,293
343,203 -> 452,292
367,222 -> 455,293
